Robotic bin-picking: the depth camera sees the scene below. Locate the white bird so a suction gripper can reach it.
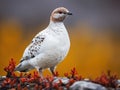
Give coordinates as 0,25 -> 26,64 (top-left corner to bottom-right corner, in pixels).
15,7 -> 72,77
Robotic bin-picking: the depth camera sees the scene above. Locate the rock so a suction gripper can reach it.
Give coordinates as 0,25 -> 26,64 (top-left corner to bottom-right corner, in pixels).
53,77 -> 69,85
1,76 -> 6,79
84,78 -> 90,82
116,80 -> 120,90
117,80 -> 120,85
70,81 -> 107,90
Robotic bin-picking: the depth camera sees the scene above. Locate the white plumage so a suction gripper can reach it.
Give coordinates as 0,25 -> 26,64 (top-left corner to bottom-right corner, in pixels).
15,7 -> 72,76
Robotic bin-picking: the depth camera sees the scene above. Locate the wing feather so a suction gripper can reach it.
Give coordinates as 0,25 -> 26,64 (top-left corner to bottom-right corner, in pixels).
20,33 -> 45,62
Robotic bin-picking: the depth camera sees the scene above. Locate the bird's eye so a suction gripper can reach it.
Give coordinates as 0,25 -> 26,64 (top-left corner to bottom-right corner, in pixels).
59,12 -> 62,14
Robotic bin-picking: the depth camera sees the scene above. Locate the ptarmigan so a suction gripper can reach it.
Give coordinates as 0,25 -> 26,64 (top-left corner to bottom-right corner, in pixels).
15,7 -> 72,77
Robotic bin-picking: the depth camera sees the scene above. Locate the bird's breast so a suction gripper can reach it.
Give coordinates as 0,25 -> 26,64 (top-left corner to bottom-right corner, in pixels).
50,31 -> 70,61
29,27 -> 70,69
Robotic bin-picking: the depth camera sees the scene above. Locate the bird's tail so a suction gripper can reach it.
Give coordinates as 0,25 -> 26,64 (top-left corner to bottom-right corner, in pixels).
15,60 -> 34,72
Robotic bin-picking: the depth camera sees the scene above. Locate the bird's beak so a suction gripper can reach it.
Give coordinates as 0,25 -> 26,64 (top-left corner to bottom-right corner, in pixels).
67,12 -> 72,15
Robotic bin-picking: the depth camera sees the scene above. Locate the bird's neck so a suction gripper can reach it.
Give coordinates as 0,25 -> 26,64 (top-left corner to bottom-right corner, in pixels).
48,21 -> 65,31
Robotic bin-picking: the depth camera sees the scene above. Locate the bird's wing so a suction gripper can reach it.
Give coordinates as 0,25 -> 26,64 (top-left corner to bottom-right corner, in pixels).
20,32 -> 45,62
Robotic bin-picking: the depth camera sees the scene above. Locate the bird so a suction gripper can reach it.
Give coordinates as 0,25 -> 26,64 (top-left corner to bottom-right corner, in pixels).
15,7 -> 72,77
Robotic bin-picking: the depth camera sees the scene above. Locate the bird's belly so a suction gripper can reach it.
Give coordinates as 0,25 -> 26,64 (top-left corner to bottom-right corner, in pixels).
31,45 -> 69,69
29,35 -> 70,69
41,50 -> 66,68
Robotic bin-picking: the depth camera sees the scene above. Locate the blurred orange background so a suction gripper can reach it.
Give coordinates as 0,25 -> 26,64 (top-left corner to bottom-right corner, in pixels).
0,1 -> 120,78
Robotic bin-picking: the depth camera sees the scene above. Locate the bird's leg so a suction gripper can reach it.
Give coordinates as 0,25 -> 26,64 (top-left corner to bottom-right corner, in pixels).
36,67 -> 43,78
49,66 -> 56,76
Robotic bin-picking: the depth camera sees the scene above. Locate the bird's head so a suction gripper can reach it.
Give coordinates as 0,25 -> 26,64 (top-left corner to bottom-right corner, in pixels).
50,7 -> 72,22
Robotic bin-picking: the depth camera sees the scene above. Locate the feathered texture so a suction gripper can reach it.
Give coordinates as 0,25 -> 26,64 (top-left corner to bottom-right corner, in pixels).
15,7 -> 72,76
